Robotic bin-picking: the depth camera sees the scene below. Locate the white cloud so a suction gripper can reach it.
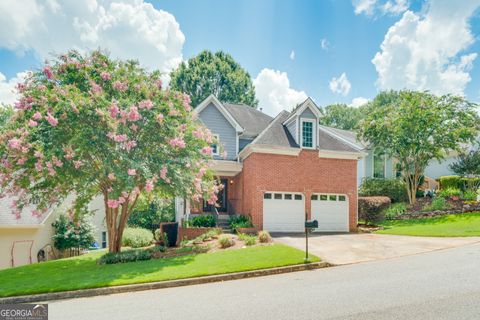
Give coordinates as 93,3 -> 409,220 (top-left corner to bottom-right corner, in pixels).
253,68 -> 308,116
0,0 -> 185,73
321,38 -> 330,50
290,50 -> 295,60
353,0 -> 377,16
353,0 -> 409,16
372,0 -> 480,96
0,71 -> 29,105
329,73 -> 351,96
382,0 -> 409,14
350,97 -> 370,108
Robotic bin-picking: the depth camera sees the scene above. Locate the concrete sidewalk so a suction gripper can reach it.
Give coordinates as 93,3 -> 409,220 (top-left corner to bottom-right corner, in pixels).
274,233 -> 480,265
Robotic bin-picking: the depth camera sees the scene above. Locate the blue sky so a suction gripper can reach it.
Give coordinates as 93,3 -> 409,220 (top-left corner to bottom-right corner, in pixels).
0,0 -> 479,115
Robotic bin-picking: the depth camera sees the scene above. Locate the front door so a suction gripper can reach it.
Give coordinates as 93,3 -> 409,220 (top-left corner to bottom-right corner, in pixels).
203,179 -> 228,213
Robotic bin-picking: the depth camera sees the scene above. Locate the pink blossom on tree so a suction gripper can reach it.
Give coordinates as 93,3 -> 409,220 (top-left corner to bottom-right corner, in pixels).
0,50 -> 217,254
46,113 -> 58,126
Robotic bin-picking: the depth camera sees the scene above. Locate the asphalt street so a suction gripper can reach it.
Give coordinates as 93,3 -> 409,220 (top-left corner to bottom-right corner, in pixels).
48,242 -> 480,320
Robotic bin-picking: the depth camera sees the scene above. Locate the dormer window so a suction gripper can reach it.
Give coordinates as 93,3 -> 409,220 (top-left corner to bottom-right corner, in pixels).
211,134 -> 219,155
301,119 -> 315,149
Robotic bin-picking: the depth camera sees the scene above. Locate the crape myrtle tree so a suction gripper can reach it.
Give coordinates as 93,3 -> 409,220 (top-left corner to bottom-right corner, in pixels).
359,90 -> 479,204
0,50 -> 221,253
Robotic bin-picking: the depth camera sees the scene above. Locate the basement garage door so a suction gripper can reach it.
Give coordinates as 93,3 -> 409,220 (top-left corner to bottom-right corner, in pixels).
311,194 -> 349,232
263,192 -> 305,232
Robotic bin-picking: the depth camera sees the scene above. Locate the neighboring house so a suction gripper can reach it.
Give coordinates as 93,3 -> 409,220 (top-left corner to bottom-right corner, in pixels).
316,125 -> 396,186
176,95 -> 366,233
318,125 -> 460,183
0,195 -> 107,270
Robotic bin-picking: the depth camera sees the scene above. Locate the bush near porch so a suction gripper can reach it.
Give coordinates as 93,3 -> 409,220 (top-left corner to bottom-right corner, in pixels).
359,178 -> 408,203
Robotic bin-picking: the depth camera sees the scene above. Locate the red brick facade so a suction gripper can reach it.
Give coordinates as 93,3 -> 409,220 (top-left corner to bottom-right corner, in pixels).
231,150 -> 358,231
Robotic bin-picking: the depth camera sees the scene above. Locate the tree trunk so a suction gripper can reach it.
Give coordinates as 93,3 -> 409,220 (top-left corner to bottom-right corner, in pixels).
404,173 -> 418,205
103,192 -> 140,254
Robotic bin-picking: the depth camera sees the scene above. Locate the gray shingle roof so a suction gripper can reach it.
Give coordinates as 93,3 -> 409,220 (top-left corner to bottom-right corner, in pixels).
318,130 -> 361,152
252,111 -> 298,147
223,103 -> 273,137
220,98 -> 363,154
0,196 -> 47,226
318,125 -> 366,150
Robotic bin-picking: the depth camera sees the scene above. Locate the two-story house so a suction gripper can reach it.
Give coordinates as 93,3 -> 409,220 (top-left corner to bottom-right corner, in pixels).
176,95 -> 366,233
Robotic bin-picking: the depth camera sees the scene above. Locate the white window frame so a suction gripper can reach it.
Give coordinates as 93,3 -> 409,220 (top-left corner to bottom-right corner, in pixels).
211,134 -> 220,156
300,119 -> 316,149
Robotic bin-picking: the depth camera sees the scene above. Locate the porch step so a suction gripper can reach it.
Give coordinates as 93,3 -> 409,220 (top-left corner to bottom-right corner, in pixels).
216,214 -> 234,232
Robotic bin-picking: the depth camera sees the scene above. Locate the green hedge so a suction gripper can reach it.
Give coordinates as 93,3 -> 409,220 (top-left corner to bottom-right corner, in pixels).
439,175 -> 480,191
358,196 -> 392,225
190,215 -> 216,227
359,178 -> 408,203
122,227 -> 154,248
98,246 -> 165,264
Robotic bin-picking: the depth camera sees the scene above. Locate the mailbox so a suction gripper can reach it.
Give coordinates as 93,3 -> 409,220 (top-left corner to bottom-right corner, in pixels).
305,220 -> 318,229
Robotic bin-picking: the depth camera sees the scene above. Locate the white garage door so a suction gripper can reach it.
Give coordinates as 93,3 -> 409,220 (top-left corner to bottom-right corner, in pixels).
311,194 -> 349,232
263,192 -> 305,232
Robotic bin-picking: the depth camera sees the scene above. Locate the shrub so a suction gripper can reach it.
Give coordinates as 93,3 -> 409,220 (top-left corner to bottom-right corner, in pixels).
99,248 -> 152,264
438,187 -> 462,200
190,215 -> 216,227
462,190 -> 477,201
439,175 -> 461,190
358,196 -> 391,225
422,197 -> 451,212
359,178 -> 408,203
439,176 -> 480,192
383,202 -> 408,220
462,177 -> 480,192
52,214 -> 96,252
258,231 -> 271,243
229,215 -> 253,232
128,198 -> 175,233
98,246 -> 165,265
218,235 -> 234,248
122,227 -> 154,248
238,233 -> 257,246
154,228 -> 168,244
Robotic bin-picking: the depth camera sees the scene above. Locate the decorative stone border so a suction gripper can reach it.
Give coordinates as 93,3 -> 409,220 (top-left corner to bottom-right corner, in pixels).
0,262 -> 330,304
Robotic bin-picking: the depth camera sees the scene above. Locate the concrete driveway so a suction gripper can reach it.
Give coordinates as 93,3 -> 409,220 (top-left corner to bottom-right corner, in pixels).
273,233 -> 480,265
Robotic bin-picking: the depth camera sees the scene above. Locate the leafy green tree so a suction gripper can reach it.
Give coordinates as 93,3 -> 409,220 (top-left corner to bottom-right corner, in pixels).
450,149 -> 480,177
319,103 -> 366,130
359,90 -> 479,204
0,50 -> 220,253
170,50 -> 258,108
52,213 -> 96,254
127,196 -> 174,233
450,148 -> 480,191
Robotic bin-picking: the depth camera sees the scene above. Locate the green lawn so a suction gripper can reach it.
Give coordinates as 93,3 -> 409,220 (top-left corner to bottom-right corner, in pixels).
376,212 -> 480,237
0,244 -> 318,298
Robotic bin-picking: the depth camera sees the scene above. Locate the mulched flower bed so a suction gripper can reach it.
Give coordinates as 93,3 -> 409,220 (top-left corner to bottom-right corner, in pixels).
357,224 -> 384,233
395,198 -> 480,220
152,233 -> 273,258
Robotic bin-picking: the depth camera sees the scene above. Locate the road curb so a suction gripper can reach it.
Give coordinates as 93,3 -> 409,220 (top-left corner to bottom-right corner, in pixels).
0,261 -> 331,304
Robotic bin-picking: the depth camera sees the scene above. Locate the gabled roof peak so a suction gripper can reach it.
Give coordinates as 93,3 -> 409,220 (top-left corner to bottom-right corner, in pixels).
283,96 -> 322,125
